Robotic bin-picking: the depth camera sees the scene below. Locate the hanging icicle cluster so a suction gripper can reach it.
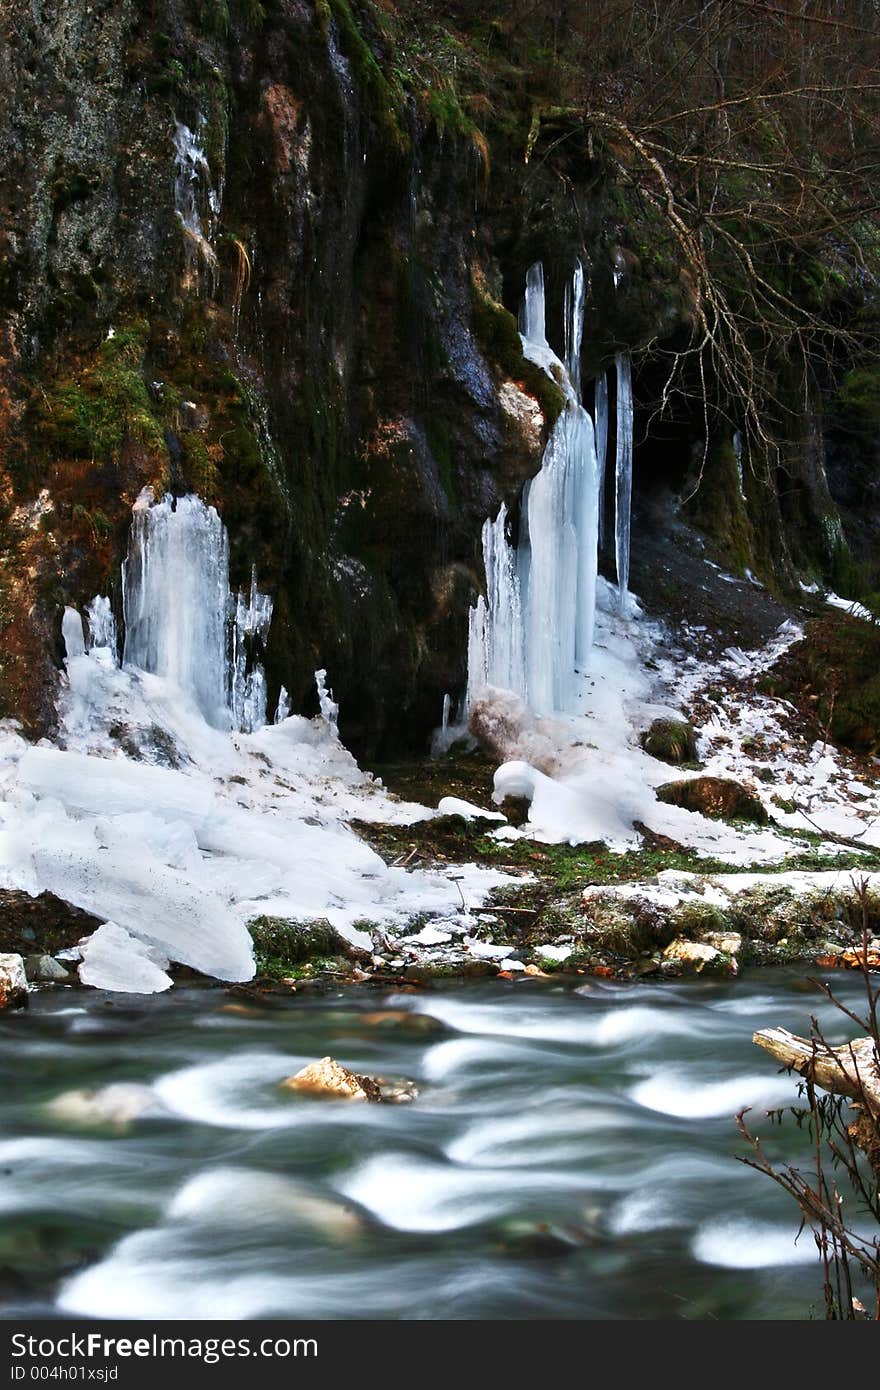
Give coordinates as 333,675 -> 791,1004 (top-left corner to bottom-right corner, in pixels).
468,262 -> 634,715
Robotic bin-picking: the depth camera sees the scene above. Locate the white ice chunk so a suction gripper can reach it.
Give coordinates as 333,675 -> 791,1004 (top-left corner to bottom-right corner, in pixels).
62,608 -> 85,661
78,923 -> 173,994
437,796 -> 506,822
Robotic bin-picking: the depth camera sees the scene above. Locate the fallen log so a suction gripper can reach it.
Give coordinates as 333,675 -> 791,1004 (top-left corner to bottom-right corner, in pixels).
753,1027 -> 880,1118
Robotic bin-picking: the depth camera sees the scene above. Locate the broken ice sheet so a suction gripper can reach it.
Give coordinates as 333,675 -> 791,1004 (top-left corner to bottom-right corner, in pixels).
78,923 -> 173,994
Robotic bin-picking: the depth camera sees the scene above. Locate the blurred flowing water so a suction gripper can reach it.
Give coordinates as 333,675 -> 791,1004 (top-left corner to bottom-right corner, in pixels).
0,969 -> 870,1321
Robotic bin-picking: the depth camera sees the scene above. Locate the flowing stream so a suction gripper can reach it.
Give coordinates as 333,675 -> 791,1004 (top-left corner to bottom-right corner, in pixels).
0,968 -> 868,1320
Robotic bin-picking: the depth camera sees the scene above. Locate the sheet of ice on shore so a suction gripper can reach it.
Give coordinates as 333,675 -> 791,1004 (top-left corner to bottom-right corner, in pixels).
437,797 -> 506,822
78,923 -> 173,994
0,664 -> 508,990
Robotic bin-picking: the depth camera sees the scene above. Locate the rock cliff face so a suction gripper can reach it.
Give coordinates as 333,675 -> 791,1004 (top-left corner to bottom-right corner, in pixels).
0,1 -> 874,754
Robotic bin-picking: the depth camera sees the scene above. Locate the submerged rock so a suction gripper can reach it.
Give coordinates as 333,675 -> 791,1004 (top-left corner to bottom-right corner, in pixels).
0,953 -> 28,1009
359,1009 -> 445,1036
642,718 -> 699,765
281,1056 -> 382,1102
656,776 -> 768,823
45,1082 -> 163,1132
372,1076 -> 420,1104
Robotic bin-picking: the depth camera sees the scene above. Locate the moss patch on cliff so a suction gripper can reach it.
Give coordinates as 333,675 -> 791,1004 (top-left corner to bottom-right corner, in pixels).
36,322 -> 167,467
319,0 -> 409,153
683,433 -> 755,576
470,272 -> 564,430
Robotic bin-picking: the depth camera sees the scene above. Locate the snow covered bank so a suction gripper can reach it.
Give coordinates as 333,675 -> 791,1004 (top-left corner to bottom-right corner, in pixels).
0,495 -> 511,992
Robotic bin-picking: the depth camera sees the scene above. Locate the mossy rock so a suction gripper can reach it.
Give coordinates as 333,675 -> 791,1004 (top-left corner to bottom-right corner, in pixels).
669,900 -> 730,938
642,717 -> 698,765
656,776 -> 768,824
248,916 -> 367,976
470,273 -> 565,431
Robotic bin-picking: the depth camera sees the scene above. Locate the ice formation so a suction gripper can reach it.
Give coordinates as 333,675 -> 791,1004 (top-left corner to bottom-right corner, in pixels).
468,261 -> 600,714
172,118 -> 219,280
231,567 -> 273,733
0,491 -> 510,992
122,490 -> 271,732
78,923 -> 173,995
86,596 -> 118,657
614,353 -> 633,611
594,371 -> 609,547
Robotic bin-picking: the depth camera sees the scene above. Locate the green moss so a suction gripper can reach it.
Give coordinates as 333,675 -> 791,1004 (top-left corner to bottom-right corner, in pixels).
670,900 -> 729,938
470,276 -> 565,430
424,417 -> 458,511
426,82 -> 473,139
249,916 -> 347,978
38,321 -> 167,465
684,434 -> 754,575
326,0 -> 409,154
181,433 -> 220,501
641,717 -> 698,765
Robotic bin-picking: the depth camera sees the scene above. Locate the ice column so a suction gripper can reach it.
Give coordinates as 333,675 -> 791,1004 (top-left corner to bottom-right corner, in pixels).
468,261 -> 599,715
614,353 -> 633,611
86,596 -> 118,659
231,567 -> 273,734
594,370 -> 609,547
122,491 -> 272,733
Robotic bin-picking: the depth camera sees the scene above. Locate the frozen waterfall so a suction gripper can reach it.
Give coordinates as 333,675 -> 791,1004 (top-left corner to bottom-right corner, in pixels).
468,261 -> 600,715
614,353 -> 633,611
594,370 -> 609,547
122,490 -> 272,732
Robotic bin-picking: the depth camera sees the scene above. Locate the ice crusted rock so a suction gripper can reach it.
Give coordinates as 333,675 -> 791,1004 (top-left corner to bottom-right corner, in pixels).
78,923 -> 174,994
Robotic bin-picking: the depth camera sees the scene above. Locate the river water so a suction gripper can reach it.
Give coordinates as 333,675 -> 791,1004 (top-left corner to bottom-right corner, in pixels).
0,969 -> 871,1320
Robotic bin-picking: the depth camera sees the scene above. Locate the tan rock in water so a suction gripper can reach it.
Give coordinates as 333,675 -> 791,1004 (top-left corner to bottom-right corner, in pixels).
281,1056 -> 381,1102
0,954 -> 28,1009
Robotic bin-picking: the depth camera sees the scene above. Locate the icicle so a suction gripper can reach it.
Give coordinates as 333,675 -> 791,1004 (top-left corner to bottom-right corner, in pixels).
230,566 -> 273,734
315,669 -> 339,732
122,492 -> 272,733
564,260 -> 585,398
733,429 -> 745,499
469,260 -> 599,715
594,370 -> 609,548
62,608 -> 85,662
173,118 -> 219,286
519,261 -> 549,349
441,692 -> 451,734
123,493 -> 232,729
274,686 -> 291,724
86,596 -> 118,661
614,353 -> 633,612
